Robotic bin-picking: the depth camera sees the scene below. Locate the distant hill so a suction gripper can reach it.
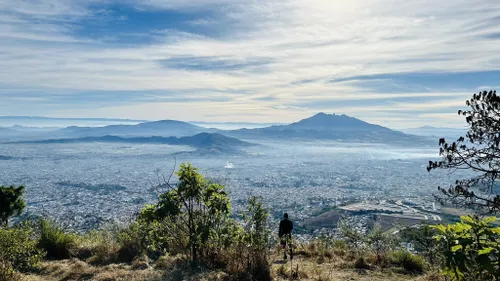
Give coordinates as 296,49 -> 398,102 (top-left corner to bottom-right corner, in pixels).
0,127 -> 17,133
58,120 -> 215,138
401,126 -> 466,140
0,127 -> 23,138
0,155 -> 14,160
190,121 -> 288,130
15,133 -> 253,155
227,113 -> 424,143
10,125 -> 59,132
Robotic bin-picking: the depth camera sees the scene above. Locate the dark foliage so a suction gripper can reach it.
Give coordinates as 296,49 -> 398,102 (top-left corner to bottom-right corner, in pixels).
0,185 -> 26,227
427,90 -> 500,213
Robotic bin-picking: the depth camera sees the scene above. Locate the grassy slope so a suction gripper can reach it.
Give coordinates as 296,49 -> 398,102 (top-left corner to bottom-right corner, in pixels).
21,250 -> 442,281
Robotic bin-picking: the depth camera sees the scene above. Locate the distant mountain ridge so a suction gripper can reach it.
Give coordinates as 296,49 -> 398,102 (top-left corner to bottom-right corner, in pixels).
2,113 -> 428,144
14,133 -> 254,155
401,126 -> 466,140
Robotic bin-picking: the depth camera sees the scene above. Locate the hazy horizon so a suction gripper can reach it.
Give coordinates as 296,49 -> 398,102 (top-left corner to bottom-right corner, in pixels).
0,114 -> 467,130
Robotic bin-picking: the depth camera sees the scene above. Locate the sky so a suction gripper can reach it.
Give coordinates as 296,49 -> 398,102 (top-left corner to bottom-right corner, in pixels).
1,0 -> 500,129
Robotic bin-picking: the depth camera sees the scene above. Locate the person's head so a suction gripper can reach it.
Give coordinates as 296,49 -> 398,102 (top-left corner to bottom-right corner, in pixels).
284,213 -> 289,219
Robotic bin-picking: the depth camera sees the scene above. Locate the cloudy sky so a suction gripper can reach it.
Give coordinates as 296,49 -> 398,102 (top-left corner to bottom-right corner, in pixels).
1,0 -> 499,128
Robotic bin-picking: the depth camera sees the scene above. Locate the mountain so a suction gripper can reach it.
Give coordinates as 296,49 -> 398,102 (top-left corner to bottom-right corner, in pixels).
15,133 -> 253,155
401,126 -> 466,140
58,120 -> 215,138
227,113 -> 422,143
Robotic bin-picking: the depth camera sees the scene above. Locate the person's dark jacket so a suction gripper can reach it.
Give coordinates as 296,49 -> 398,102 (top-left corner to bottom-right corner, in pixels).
279,218 -> 293,238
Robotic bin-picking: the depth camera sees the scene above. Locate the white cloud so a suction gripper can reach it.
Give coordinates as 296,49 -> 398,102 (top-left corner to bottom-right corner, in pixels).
0,0 -> 499,128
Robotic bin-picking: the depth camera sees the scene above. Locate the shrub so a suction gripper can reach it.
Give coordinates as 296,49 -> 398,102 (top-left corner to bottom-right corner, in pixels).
117,222 -> 145,262
432,216 -> 500,281
332,239 -> 347,251
222,197 -> 271,281
0,260 -> 21,281
37,218 -> 77,260
131,255 -> 150,270
388,250 -> 425,274
0,224 -> 45,272
80,229 -> 120,265
353,257 -> 371,270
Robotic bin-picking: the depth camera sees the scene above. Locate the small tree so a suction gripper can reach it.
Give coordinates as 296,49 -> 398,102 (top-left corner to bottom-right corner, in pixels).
241,196 -> 271,280
338,219 -> 365,256
400,224 -> 440,265
0,185 -> 26,227
432,216 -> 500,281
427,90 -> 500,213
366,224 -> 397,264
140,163 -> 231,264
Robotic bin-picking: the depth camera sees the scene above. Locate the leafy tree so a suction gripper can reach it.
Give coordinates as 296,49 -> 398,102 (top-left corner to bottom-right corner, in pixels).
0,185 -> 26,227
140,163 -> 231,264
427,90 -> 500,213
432,216 -> 500,280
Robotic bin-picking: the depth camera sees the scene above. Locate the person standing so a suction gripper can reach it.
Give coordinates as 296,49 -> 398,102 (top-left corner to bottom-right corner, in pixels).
279,213 -> 293,260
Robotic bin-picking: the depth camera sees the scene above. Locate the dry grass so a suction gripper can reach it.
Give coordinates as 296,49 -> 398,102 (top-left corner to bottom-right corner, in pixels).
19,257 -> 230,281
269,247 -> 441,281
19,251 -> 444,281
21,259 -> 161,281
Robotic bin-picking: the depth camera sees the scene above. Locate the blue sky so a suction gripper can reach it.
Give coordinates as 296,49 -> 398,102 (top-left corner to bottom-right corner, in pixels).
1,0 -> 500,128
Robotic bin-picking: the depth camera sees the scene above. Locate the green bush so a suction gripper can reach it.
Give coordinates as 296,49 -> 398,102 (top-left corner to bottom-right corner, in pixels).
0,225 -> 45,272
37,218 -> 77,260
388,250 -> 425,274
